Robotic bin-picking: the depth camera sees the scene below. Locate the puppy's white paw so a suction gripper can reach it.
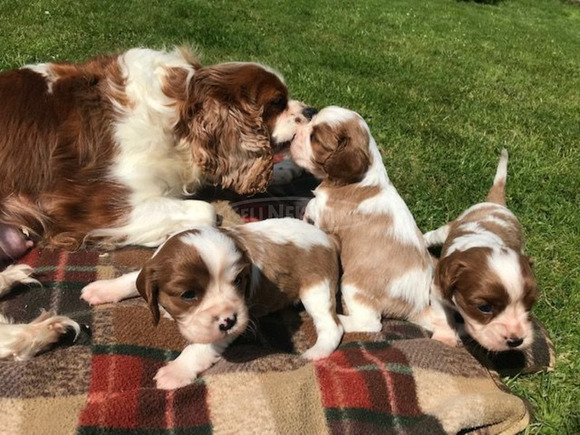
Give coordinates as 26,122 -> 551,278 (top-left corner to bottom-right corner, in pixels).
302,346 -> 332,361
81,280 -> 122,305
271,159 -> 303,185
154,362 -> 196,390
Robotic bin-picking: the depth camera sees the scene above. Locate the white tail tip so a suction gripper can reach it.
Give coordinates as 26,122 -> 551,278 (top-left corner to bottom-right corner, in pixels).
493,148 -> 508,186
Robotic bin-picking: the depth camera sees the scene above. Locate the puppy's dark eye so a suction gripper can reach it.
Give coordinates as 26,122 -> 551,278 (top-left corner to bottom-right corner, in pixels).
310,133 -> 315,142
477,304 -> 493,314
181,290 -> 198,301
233,273 -> 243,287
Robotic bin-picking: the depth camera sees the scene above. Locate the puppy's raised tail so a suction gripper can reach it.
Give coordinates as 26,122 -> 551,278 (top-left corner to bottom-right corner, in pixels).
486,148 -> 508,205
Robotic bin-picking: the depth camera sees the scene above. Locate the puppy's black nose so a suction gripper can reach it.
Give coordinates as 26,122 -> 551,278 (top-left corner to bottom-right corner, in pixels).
506,337 -> 524,348
219,314 -> 237,332
303,107 -> 318,120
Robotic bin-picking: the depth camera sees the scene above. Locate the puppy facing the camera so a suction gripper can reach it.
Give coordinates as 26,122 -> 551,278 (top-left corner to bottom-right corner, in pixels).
424,149 -> 538,351
290,106 -> 455,343
81,218 -> 343,389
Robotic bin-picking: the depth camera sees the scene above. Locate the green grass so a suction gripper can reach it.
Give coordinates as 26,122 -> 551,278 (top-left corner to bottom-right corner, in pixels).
1,0 -> 579,432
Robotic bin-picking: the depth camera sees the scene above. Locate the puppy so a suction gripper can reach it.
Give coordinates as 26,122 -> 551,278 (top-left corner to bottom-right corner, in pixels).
81,219 -> 343,389
289,106 -> 455,343
424,150 -> 538,351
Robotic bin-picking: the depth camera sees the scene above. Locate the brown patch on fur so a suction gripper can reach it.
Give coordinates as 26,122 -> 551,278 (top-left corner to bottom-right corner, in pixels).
315,186 -> 430,318
442,204 -> 525,256
225,226 -> 340,321
0,56 -> 130,249
310,120 -> 371,185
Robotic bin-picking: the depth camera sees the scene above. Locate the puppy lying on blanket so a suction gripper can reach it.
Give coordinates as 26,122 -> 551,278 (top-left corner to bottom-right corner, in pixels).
81,218 -> 343,389
289,106 -> 456,344
424,149 -> 539,351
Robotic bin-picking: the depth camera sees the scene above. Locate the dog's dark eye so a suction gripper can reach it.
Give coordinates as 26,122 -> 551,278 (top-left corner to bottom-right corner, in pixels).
181,290 -> 198,301
477,304 -> 493,314
233,273 -> 243,288
272,96 -> 287,109
310,133 -> 315,142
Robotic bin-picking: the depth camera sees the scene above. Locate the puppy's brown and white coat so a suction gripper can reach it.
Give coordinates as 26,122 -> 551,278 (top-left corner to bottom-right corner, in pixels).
81,218 -> 343,389
290,107 -> 454,342
424,150 -> 538,351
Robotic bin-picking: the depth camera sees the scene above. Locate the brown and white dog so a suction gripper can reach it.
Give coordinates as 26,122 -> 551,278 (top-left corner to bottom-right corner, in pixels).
0,46 -> 313,254
0,47 -> 313,357
81,218 -> 343,389
424,150 -> 538,351
289,106 -> 455,343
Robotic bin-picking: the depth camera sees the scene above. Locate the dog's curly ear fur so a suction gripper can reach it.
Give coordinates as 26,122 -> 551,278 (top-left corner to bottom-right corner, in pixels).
183,70 -> 274,195
136,265 -> 161,325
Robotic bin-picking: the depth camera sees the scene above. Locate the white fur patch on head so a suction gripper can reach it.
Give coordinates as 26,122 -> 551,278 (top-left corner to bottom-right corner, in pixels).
180,228 -> 243,281
487,248 -> 524,301
446,230 -> 504,256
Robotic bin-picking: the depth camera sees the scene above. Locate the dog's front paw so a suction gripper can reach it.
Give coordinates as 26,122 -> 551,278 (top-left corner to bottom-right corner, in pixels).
81,280 -> 120,305
4,311 -> 80,361
154,362 -> 196,390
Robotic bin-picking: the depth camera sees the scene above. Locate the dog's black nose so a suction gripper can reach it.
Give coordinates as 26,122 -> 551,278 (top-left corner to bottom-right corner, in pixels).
506,337 -> 524,348
219,314 -> 237,332
302,107 -> 318,120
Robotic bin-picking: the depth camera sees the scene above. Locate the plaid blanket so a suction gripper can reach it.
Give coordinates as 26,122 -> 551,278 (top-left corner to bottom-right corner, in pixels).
0,176 -> 555,434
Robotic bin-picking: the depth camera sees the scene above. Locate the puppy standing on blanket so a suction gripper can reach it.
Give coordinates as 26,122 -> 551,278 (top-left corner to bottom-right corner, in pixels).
81,218 -> 343,389
424,149 -> 539,351
289,106 -> 455,343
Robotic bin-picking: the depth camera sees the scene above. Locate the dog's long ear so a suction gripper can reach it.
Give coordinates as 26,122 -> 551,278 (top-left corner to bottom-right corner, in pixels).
136,265 -> 161,325
435,253 -> 466,301
184,70 -> 273,195
324,131 -> 370,184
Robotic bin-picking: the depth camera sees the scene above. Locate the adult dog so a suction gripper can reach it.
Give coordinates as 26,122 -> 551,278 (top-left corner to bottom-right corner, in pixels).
0,46 -> 314,255
0,46 -> 313,359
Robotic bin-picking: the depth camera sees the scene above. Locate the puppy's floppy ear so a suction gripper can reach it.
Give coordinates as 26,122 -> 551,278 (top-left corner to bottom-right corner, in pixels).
136,265 -> 161,325
324,132 -> 370,184
436,252 -> 466,301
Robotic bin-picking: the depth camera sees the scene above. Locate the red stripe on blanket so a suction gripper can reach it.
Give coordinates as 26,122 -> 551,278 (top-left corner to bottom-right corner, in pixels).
79,355 -> 144,429
316,351 -> 372,409
316,344 -> 422,417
